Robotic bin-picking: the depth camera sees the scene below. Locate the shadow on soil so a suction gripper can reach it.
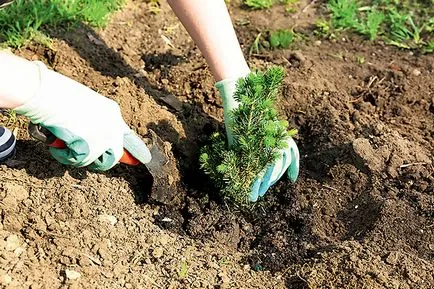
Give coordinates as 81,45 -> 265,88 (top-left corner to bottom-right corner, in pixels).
17,23 -> 383,277
8,139 -> 154,205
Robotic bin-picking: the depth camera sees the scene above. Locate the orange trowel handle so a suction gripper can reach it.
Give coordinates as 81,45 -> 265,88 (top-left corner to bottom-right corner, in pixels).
48,138 -> 140,166
29,123 -> 140,166
47,138 -> 140,166
119,150 -> 140,166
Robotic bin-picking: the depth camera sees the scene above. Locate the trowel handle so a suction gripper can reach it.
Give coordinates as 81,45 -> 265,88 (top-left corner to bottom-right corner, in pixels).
28,123 -> 140,166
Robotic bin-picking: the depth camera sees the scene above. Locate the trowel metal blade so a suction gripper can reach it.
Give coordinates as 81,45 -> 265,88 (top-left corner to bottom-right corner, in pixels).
145,130 -> 180,205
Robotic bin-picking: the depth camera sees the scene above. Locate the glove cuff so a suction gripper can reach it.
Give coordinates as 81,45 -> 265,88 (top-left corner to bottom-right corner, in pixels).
13,61 -> 46,121
215,73 -> 249,112
215,73 -> 250,148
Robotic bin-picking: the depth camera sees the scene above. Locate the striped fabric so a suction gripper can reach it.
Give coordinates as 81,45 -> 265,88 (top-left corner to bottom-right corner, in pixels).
0,0 -> 14,9
0,126 -> 16,162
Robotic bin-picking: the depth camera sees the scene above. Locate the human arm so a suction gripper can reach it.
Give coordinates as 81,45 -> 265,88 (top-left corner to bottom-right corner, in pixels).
0,52 -> 150,169
166,0 -> 249,82
0,52 -> 38,108
167,0 -> 300,201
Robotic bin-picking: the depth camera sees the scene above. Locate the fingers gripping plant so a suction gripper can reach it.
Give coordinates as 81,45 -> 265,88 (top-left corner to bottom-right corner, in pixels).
200,67 -> 297,206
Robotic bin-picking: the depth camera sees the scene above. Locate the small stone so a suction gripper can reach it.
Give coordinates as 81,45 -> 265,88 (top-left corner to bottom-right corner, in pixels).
159,233 -> 171,246
161,79 -> 169,85
0,273 -> 12,285
406,269 -> 420,283
101,271 -> 114,278
385,251 -> 399,265
314,40 -> 322,46
65,269 -> 81,280
62,247 -> 76,258
14,247 -> 25,257
98,214 -> 117,226
412,68 -> 421,76
219,271 -> 230,284
5,183 -> 29,201
59,256 -> 72,266
152,247 -> 164,258
5,234 -> 21,251
349,253 -> 358,262
78,256 -> 92,267
97,248 -> 109,260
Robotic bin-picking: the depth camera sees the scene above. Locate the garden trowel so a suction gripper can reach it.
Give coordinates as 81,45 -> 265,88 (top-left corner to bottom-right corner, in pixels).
28,123 -> 181,205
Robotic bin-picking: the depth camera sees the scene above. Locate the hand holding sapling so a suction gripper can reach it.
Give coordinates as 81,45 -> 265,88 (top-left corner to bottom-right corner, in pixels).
201,67 -> 299,205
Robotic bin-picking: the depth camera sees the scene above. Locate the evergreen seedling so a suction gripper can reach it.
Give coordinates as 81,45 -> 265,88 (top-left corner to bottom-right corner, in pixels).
200,67 -> 297,206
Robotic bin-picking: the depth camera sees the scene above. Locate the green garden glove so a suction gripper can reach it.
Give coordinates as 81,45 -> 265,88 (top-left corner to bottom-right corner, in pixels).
216,75 -> 299,202
14,61 -> 151,170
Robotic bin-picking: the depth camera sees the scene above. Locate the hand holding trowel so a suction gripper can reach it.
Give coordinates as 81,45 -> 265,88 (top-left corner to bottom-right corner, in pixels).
28,123 -> 181,205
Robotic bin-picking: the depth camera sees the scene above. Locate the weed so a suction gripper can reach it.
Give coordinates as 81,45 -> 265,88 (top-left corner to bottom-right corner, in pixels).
244,0 -> 273,9
147,0 -> 161,14
178,260 -> 188,279
356,55 -> 365,64
218,257 -> 232,265
282,0 -> 299,13
314,19 -> 334,38
200,67 -> 296,206
425,41 -> 434,53
323,0 -> 433,52
249,29 -> 296,55
385,11 -> 426,48
269,29 -> 295,49
249,32 -> 263,56
244,0 -> 295,10
3,109 -> 18,126
327,0 -> 359,29
356,8 -> 385,40
0,0 -> 124,47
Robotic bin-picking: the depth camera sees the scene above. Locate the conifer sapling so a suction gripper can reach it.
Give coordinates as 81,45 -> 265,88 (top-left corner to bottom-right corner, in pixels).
200,67 -> 297,206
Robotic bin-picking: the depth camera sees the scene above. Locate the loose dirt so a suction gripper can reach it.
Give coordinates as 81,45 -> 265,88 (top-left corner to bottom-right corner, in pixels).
1,0 -> 433,288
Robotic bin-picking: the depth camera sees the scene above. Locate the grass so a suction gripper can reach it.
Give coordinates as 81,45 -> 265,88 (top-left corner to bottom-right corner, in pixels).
328,0 -> 359,29
356,7 -> 385,40
318,0 -> 434,52
243,0 -> 299,10
269,29 -> 296,49
178,259 -> 188,280
0,0 -> 124,47
249,29 -> 297,56
244,0 -> 274,9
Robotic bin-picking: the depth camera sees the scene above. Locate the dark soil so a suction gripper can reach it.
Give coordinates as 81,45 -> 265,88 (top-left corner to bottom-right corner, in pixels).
1,0 -> 433,288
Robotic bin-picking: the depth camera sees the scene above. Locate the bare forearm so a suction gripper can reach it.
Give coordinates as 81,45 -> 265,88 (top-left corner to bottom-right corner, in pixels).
0,52 -> 39,108
167,0 -> 249,81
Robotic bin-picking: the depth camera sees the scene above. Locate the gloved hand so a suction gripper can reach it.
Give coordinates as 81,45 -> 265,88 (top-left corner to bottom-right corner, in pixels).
216,74 -> 300,202
14,61 -> 151,170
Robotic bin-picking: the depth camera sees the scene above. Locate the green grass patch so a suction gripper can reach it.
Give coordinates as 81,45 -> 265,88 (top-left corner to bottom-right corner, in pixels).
243,0 -> 299,10
319,0 -> 434,52
0,0 -> 124,47
249,29 -> 298,55
244,0 -> 274,9
269,29 -> 296,48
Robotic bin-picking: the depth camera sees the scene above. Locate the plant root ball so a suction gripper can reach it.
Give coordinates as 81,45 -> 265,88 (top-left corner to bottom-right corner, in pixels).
0,126 -> 16,162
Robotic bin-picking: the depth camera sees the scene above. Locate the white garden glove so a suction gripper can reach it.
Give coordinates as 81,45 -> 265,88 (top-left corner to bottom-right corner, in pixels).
216,74 -> 300,202
14,61 -> 151,170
